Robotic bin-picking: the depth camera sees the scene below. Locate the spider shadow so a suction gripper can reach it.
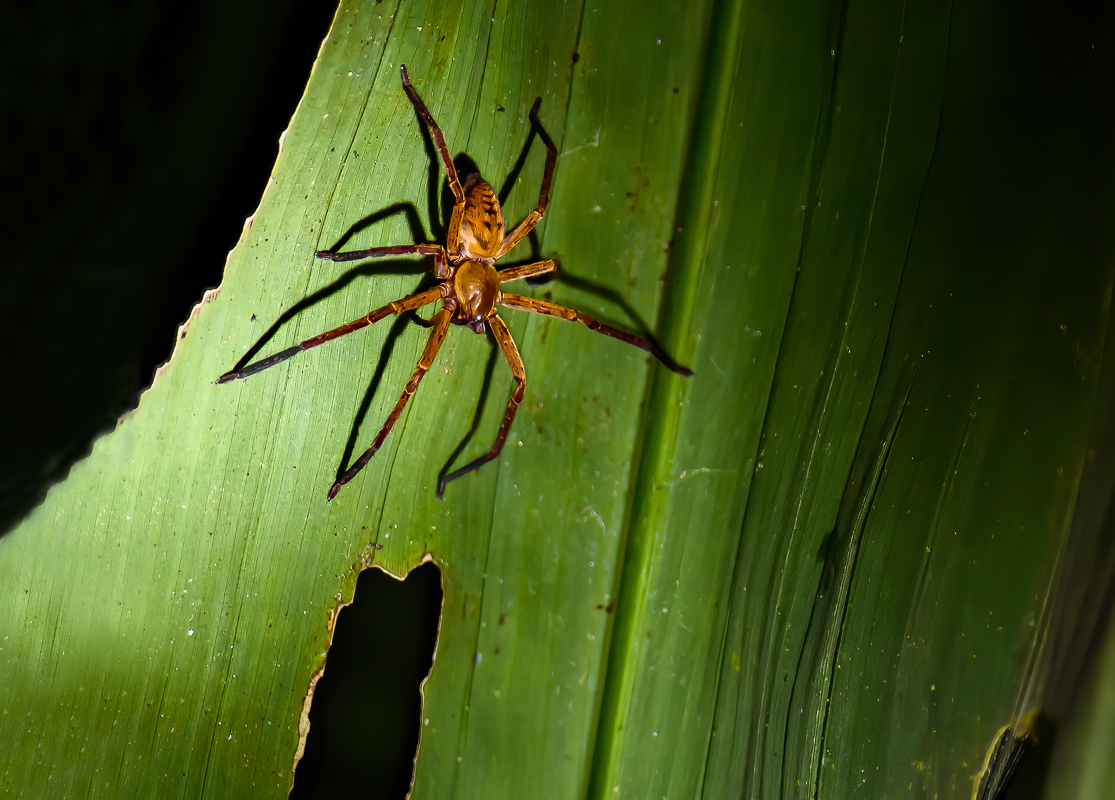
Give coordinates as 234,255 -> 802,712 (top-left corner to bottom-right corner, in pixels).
405,98 -> 483,243
327,100 -> 673,493
411,111 -> 448,242
435,333 -> 501,490
437,111 -> 663,351
548,264 -> 659,341
494,102 -> 553,259
514,258 -> 679,366
225,204 -> 438,375
332,315 -> 504,492
322,201 -> 431,254
223,261 -> 443,495
329,311 -> 448,488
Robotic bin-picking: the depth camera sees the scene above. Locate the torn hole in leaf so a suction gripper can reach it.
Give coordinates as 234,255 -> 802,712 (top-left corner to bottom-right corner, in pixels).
290,560 -> 443,799
974,713 -> 1043,800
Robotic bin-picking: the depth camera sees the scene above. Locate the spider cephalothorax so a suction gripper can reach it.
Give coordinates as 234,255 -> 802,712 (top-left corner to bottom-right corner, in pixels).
453,260 -> 499,331
218,65 -> 691,500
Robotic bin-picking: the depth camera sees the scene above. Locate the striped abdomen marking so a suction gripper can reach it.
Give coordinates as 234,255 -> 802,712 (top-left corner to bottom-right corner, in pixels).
458,174 -> 505,261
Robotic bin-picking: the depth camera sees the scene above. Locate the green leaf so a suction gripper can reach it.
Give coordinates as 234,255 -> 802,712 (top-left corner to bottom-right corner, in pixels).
3,0 -> 1114,798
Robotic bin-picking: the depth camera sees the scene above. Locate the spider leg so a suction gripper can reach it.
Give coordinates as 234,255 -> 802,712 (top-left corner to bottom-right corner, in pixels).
499,293 -> 693,376
437,314 -> 525,499
317,243 -> 449,279
216,285 -> 446,383
328,304 -> 454,500
496,98 -> 559,258
400,65 -> 466,263
497,259 -> 557,283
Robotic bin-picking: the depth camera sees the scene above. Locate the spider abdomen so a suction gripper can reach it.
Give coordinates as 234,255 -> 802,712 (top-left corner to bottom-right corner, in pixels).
458,174 -> 504,261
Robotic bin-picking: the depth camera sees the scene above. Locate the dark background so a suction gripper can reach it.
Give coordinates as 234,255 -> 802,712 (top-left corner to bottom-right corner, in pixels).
0,3 -> 440,797
0,0 -> 331,533
291,562 -> 443,800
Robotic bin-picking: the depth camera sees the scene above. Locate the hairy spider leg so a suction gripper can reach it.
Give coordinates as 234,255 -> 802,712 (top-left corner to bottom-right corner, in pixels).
328,304 -> 455,500
496,98 -> 560,258
498,293 -> 694,376
315,242 -> 448,273
497,259 -> 557,283
437,314 -> 525,499
215,285 -> 446,383
400,64 -> 466,265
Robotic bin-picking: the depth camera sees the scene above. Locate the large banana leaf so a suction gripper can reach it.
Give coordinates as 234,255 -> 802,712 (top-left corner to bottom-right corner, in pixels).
2,0 -> 1113,798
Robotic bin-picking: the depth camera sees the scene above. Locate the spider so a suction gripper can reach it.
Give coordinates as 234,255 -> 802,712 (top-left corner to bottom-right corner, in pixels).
218,65 -> 692,501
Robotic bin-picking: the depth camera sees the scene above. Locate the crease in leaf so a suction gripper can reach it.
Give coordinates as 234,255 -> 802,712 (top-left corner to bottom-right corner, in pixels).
586,0 -> 745,792
802,374 -> 915,794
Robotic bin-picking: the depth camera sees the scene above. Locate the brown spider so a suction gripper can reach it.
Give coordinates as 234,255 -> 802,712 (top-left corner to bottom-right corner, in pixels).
218,65 -> 692,501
